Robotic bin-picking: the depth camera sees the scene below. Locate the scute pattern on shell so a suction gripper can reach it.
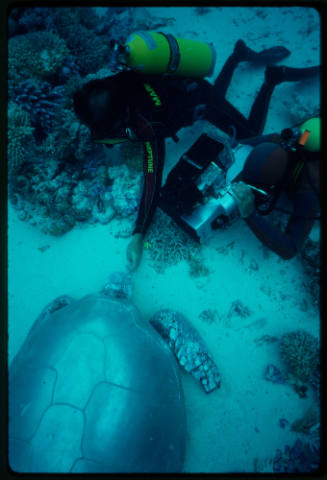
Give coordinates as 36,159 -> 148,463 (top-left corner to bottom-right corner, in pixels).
9,294 -> 186,473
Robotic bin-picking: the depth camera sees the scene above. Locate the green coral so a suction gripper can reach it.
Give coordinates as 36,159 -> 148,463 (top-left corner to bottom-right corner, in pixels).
9,31 -> 68,84
8,102 -> 35,176
280,330 -> 319,383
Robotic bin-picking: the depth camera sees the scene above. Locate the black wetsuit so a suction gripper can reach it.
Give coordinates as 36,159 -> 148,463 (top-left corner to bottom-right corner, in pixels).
240,136 -> 320,259
90,52 -> 319,259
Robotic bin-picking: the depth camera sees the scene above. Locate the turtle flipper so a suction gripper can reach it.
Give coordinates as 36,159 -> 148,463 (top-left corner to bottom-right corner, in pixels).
150,309 -> 221,393
234,39 -> 291,64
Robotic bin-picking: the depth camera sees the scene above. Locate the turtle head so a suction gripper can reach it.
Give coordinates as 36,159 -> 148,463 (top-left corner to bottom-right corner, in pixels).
101,271 -> 133,300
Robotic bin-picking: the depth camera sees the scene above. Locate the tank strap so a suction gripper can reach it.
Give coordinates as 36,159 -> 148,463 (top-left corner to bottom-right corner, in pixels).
159,32 -> 181,74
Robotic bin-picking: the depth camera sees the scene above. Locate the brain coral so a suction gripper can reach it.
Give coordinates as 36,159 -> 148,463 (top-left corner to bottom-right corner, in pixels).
9,31 -> 69,85
280,330 -> 319,383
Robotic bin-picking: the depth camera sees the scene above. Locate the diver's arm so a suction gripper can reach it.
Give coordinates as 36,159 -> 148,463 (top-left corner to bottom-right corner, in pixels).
240,133 -> 282,147
133,137 -> 165,235
245,189 -> 319,259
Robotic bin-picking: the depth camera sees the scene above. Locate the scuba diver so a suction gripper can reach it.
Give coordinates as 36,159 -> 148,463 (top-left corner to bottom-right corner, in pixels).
228,116 -> 320,259
73,33 -> 320,269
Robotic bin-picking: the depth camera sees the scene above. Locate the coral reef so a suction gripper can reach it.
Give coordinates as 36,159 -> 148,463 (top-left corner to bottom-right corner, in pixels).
44,108 -> 95,162
272,438 -> 320,473
49,8 -> 110,75
7,7 -> 179,236
9,31 -> 69,85
11,80 -> 65,141
8,7 -> 53,36
146,209 -> 201,273
279,330 -> 319,384
7,102 -> 35,177
108,164 -> 143,218
56,55 -> 80,84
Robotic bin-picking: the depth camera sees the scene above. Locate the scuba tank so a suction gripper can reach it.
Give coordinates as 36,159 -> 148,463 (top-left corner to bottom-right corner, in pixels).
299,117 -> 320,152
281,116 -> 320,152
110,31 -> 216,78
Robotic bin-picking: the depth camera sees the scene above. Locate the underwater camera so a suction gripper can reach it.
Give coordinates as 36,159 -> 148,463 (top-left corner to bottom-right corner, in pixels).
158,133 -> 259,243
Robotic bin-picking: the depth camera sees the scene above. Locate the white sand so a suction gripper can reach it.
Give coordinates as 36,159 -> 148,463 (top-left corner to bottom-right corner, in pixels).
8,6 -> 320,473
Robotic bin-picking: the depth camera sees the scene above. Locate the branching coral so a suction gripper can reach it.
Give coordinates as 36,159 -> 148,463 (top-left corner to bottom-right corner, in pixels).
9,31 -> 69,85
146,208 -> 201,273
11,80 -> 65,141
279,330 -> 319,384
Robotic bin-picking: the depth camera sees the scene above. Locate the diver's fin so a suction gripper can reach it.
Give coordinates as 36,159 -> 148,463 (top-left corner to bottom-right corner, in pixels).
265,64 -> 320,85
233,40 -> 290,64
246,45 -> 291,64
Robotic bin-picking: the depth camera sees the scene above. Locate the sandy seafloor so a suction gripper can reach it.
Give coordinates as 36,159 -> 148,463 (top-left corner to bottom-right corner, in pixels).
8,6 -> 321,474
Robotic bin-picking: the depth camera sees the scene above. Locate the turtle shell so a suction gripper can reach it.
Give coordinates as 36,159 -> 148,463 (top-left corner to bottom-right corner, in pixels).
9,294 -> 186,473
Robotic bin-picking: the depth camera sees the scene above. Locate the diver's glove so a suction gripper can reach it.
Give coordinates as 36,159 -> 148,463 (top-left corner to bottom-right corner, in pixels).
126,233 -> 144,272
230,181 -> 255,218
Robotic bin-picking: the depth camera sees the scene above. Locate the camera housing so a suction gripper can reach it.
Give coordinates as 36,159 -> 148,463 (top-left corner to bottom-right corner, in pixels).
158,133 -> 254,243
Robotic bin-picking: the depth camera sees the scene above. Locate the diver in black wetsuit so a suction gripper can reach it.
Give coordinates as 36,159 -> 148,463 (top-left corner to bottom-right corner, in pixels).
73,39 -> 320,269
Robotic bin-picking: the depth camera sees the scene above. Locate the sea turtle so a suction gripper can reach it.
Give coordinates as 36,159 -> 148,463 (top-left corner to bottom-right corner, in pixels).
9,272 -> 186,473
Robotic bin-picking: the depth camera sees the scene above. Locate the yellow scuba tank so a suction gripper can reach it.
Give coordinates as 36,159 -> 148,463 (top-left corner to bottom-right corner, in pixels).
124,31 -> 216,77
299,117 -> 320,152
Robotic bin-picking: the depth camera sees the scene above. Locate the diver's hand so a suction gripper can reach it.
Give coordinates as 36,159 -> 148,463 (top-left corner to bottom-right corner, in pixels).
126,233 -> 144,272
230,181 -> 255,218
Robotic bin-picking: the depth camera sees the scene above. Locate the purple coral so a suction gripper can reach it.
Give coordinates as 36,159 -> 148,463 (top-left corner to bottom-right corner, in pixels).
12,80 -> 65,141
